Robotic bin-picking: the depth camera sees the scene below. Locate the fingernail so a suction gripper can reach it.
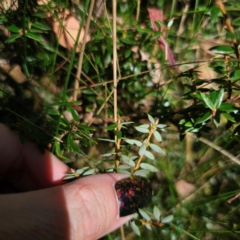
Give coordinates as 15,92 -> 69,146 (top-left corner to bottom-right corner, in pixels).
115,176 -> 152,217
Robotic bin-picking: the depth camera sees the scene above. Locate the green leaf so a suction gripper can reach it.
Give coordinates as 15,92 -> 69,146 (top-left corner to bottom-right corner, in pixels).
139,143 -> 147,155
124,139 -> 142,147
29,28 -> 44,33
196,111 -> 212,124
5,33 -> 21,43
47,108 -> 60,115
130,221 -> 141,236
212,88 -> 224,108
149,143 -> 166,155
83,168 -> 95,176
157,124 -> 167,129
210,5 -> 220,20
98,138 -> 115,143
210,45 -> 234,55
55,142 -> 70,161
144,150 -> 155,160
222,112 -> 236,123
134,169 -> 150,177
140,163 -> 159,172
70,108 -> 79,122
136,24 -> 152,34
232,17 -> 240,26
139,208 -> 151,221
135,126 -> 149,133
200,92 -> 215,110
162,215 -> 173,223
230,69 -> 240,81
76,167 -> 90,175
120,37 -> 138,45
31,21 -> 51,31
116,130 -> 122,139
25,32 -> 44,44
121,155 -> 135,167
101,152 -> 115,157
121,121 -> 134,125
147,114 -> 155,124
151,31 -> 162,40
153,131 -> 162,142
138,124 -> 150,128
118,164 -> 131,169
62,175 -> 78,180
153,206 -> 161,221
218,103 -> 236,112
124,48 -> 132,58
78,124 -> 95,131
117,168 -> 131,175
6,24 -> 20,33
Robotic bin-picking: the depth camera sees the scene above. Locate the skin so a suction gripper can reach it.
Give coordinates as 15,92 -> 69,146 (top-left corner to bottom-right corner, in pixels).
0,123 -> 133,240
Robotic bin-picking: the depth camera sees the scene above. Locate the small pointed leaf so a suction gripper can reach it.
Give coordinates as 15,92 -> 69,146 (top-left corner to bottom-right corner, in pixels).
200,92 -> 215,110
139,208 -> 151,221
98,138 -> 115,143
139,144 -> 147,155
5,33 -> 21,43
149,143 -> 165,155
162,215 -> 173,223
196,111 -> 212,124
135,126 -> 149,133
210,45 -> 234,54
101,152 -> 115,157
140,163 -> 159,172
83,168 -> 95,176
147,114 -> 155,124
157,124 -> 167,129
125,139 -> 142,147
25,32 -> 44,44
222,112 -> 236,122
230,69 -> 240,81
213,88 -> 224,108
134,169 -> 150,177
106,123 -> 118,130
153,131 -> 162,142
153,206 -> 161,221
139,124 -> 150,128
144,151 -> 155,160
130,221 -> 141,236
70,108 -> 79,122
121,155 -> 135,167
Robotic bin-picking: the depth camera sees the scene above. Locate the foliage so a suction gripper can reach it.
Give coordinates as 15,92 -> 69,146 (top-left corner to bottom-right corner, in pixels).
1,0 -> 240,239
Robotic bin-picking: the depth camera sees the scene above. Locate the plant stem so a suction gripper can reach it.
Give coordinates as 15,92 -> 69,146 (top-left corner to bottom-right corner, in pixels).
133,120 -> 158,172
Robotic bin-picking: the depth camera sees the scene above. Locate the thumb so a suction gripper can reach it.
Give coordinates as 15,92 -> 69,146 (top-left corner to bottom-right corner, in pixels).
0,173 -> 132,240
63,173 -> 132,239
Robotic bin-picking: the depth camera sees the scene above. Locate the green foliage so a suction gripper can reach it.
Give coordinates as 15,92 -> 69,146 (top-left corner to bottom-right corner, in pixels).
1,0 -> 240,239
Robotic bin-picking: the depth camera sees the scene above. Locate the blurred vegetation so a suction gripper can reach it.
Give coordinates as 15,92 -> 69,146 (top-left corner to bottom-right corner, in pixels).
1,0 -> 240,239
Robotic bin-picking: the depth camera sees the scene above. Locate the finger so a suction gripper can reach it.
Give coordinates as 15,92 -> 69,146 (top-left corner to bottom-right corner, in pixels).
0,123 -> 69,191
63,173 -> 132,239
0,173 -> 131,240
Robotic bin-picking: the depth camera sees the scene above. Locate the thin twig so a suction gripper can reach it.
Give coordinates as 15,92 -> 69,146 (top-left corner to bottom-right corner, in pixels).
227,192 -> 240,203
73,0 -> 95,100
112,0 -> 121,171
190,134 -> 240,165
112,0 -> 118,123
136,0 -> 141,21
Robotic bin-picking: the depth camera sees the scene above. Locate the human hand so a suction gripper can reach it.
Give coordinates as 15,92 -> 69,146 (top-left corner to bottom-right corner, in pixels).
0,123 -> 133,240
